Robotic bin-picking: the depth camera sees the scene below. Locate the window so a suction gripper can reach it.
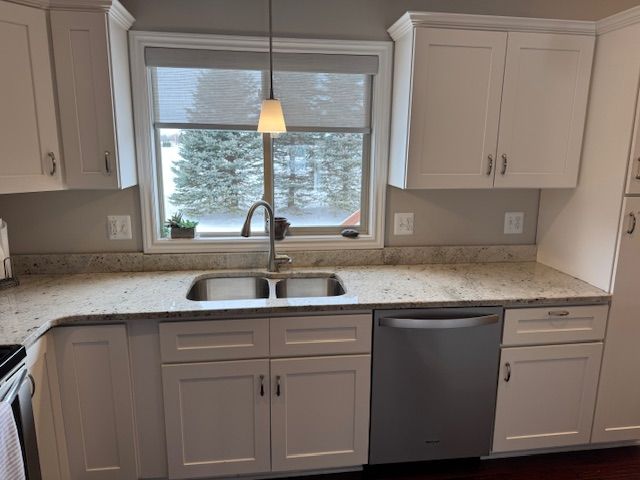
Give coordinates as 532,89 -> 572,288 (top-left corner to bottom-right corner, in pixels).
131,33 -> 391,252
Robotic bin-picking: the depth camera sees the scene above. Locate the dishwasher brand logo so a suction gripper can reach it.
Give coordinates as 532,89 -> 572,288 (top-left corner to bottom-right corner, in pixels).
424,439 -> 441,445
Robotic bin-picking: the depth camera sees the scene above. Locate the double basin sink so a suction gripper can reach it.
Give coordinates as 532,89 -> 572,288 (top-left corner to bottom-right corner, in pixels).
187,273 -> 345,301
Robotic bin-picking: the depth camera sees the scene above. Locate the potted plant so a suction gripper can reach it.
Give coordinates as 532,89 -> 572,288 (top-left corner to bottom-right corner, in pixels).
165,212 -> 198,239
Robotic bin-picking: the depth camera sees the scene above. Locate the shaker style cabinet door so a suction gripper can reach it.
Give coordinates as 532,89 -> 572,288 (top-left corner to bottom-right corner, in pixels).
54,325 -> 138,480
494,32 -> 594,188
493,343 -> 602,453
403,28 -> 507,189
270,355 -> 371,472
0,1 -> 63,194
162,360 -> 271,479
50,9 -> 137,189
592,197 -> 640,442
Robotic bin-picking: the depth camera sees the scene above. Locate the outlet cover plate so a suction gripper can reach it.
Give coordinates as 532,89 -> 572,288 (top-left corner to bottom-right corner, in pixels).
108,215 -> 132,240
504,212 -> 524,235
394,212 -> 414,235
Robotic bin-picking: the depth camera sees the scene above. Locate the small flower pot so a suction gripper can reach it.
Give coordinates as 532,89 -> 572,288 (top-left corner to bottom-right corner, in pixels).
170,227 -> 195,239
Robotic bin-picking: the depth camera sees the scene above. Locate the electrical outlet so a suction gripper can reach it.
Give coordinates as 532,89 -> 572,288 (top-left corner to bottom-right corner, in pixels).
107,215 -> 132,240
394,212 -> 414,235
504,212 -> 524,235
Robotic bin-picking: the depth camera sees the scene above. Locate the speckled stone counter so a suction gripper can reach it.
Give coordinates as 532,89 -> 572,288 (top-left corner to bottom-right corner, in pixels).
0,262 -> 609,347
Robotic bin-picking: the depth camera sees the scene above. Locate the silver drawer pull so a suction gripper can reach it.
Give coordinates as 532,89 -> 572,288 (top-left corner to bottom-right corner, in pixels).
379,314 -> 499,330
504,362 -> 511,382
548,310 -> 571,317
486,154 -> 494,175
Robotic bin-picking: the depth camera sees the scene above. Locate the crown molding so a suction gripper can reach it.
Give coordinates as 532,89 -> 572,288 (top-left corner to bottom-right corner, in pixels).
387,11 -> 596,40
596,5 -> 640,35
5,0 -> 134,26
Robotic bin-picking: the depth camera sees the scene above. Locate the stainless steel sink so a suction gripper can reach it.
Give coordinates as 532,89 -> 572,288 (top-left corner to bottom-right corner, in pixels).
275,275 -> 345,298
187,276 -> 270,301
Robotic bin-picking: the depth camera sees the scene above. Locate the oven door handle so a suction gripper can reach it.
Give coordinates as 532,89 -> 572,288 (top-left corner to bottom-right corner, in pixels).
1,369 -> 27,404
379,314 -> 500,329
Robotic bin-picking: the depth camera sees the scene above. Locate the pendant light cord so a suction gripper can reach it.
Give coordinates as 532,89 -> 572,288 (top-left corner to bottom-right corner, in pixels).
268,0 -> 274,100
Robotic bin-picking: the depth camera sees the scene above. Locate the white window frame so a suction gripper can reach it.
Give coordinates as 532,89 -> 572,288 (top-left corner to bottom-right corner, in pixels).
130,31 -> 392,253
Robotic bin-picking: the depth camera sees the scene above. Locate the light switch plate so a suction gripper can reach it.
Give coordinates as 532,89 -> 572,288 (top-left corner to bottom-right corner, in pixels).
107,215 -> 132,240
504,212 -> 524,235
394,212 -> 414,235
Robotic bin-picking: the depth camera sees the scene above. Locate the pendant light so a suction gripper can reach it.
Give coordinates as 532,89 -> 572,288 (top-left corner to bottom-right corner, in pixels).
257,0 -> 287,133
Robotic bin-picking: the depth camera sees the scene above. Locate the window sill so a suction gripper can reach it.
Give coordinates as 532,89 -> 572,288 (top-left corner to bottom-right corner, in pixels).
144,233 -> 383,254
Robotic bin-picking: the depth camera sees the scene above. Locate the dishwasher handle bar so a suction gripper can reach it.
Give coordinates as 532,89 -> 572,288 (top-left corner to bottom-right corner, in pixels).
379,314 -> 500,330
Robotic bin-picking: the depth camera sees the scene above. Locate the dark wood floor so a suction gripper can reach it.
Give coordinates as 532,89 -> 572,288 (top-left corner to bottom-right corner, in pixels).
306,447 -> 640,479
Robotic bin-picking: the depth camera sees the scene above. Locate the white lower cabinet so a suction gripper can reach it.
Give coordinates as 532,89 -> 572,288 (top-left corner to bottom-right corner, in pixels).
492,343 -> 603,452
270,355 -> 371,472
162,360 -> 271,479
54,325 -> 138,480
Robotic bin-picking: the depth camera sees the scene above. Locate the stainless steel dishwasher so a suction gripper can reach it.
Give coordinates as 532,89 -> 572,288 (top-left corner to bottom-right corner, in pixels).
369,307 -> 503,465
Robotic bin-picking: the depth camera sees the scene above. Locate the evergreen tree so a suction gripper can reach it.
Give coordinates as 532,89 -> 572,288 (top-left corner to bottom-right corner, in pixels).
169,69 -> 264,216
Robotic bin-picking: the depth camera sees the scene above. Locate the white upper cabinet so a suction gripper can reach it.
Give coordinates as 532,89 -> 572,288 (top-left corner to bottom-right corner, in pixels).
494,33 -> 594,188
626,96 -> 640,195
387,13 -> 595,190
388,28 -> 506,189
0,1 -> 63,194
50,4 -> 137,190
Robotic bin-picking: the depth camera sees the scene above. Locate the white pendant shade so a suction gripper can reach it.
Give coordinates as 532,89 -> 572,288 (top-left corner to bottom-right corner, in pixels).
257,98 -> 287,133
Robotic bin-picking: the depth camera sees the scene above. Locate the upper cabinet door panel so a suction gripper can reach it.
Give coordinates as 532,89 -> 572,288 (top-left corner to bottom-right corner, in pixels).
0,2 -> 62,194
495,32 -> 594,188
406,28 -> 507,189
51,10 -> 118,189
626,97 -> 640,195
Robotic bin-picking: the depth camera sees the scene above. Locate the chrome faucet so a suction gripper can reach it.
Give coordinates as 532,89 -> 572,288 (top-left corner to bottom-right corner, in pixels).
241,200 -> 292,272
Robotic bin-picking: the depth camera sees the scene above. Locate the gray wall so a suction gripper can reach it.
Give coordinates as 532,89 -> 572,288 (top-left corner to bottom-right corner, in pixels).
1,0 -> 636,254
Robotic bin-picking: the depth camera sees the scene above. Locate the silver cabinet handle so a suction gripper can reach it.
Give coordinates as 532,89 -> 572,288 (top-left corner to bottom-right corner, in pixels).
259,374 -> 265,397
28,374 -> 35,398
486,154 -> 494,176
635,157 -> 640,180
627,212 -> 637,235
379,314 -> 499,330
48,152 -> 56,176
104,151 -> 112,175
275,375 -> 281,397
548,310 -> 570,317
504,362 -> 511,382
501,154 -> 508,175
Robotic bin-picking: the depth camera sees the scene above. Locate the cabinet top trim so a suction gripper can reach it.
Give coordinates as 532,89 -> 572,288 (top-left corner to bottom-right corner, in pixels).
6,0 -> 134,26
387,11 -> 596,39
596,5 -> 640,35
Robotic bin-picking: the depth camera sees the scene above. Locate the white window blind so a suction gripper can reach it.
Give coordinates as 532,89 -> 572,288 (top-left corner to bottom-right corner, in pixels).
147,48 -> 376,131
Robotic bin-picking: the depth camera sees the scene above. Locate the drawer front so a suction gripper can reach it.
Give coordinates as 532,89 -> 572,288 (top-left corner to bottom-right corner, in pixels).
503,305 -> 608,346
159,319 -> 269,363
270,314 -> 372,357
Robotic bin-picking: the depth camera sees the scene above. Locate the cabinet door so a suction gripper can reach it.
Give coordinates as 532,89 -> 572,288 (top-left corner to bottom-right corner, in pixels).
50,10 -> 119,189
592,197 -> 640,442
54,325 -> 138,480
493,343 -> 602,452
27,335 -> 70,480
626,97 -> 640,194
0,2 -> 63,193
495,33 -> 594,188
162,360 -> 271,479
270,355 -> 370,472
405,28 -> 506,189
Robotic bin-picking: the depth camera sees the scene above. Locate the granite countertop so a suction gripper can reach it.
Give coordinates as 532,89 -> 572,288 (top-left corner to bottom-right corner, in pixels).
0,262 -> 609,347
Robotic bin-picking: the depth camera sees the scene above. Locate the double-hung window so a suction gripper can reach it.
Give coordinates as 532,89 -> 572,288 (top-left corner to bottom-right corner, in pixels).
132,33 -> 391,252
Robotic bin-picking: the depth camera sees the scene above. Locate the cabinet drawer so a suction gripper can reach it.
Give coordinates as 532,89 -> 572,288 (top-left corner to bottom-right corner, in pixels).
159,319 -> 269,363
270,314 -> 372,357
503,305 -> 608,346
